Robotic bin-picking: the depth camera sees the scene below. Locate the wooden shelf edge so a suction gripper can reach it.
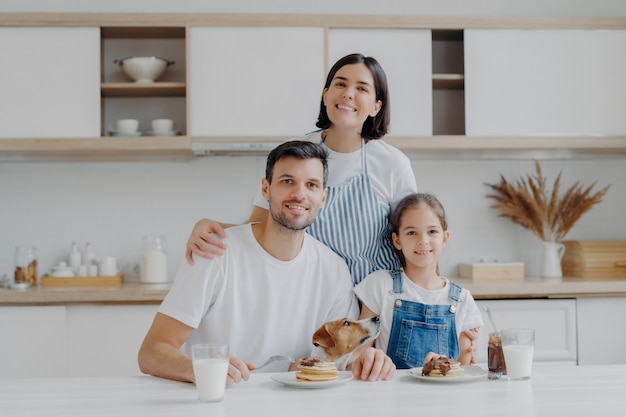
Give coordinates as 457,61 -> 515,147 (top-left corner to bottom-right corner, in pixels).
433,74 -> 464,90
101,82 -> 186,97
3,136 -> 626,161
3,13 -> 626,30
0,137 -> 194,162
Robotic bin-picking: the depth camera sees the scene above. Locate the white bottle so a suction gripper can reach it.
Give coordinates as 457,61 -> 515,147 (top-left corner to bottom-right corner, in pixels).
83,242 -> 96,266
140,235 -> 168,284
68,242 -> 82,274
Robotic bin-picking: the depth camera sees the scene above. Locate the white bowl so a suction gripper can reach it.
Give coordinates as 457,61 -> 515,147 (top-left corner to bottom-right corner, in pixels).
114,56 -> 174,83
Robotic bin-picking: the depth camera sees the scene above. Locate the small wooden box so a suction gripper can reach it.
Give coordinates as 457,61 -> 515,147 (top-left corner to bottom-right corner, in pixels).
458,262 -> 524,281
40,274 -> 123,287
562,240 -> 626,278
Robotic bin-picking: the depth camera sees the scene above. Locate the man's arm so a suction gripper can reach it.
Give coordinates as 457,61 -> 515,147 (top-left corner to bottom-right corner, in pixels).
138,312 -> 196,382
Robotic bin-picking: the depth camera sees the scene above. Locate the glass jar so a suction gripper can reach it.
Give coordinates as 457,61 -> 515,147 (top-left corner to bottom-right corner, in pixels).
140,235 -> 168,284
487,331 -> 507,380
14,245 -> 38,286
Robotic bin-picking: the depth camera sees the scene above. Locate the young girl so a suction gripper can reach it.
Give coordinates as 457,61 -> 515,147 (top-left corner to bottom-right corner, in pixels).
354,193 -> 483,368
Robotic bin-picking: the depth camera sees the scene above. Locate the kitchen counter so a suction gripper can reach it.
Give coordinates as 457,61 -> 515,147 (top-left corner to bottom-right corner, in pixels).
1,276 -> 626,305
1,365 -> 625,416
0,281 -> 170,305
458,275 -> 626,299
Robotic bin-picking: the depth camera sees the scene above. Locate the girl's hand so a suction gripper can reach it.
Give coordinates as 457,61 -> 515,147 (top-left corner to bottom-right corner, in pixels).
185,219 -> 228,265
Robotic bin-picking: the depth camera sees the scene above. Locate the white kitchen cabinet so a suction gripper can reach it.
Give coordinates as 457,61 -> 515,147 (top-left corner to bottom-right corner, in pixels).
328,29 -> 433,136
577,297 -> 626,365
0,306 -> 67,378
465,30 -> 626,136
66,304 -> 159,376
0,27 -> 100,138
189,27 -> 325,137
474,299 -> 577,364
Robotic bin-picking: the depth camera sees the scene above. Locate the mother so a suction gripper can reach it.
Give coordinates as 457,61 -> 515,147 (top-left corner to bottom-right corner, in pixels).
186,53 -> 417,285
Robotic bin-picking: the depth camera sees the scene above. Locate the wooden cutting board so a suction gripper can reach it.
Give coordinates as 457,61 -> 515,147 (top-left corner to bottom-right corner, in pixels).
40,274 -> 123,287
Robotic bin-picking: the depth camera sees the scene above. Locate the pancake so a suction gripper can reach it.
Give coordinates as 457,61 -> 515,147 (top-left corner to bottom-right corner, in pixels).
421,355 -> 464,377
296,357 -> 338,382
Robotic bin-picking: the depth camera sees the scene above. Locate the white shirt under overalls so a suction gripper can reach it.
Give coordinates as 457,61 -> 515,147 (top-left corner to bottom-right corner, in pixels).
253,130 -> 417,284
354,269 -> 484,354
159,224 -> 359,367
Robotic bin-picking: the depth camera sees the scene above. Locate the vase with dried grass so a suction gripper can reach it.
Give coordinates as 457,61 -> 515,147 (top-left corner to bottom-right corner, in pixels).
484,161 -> 611,278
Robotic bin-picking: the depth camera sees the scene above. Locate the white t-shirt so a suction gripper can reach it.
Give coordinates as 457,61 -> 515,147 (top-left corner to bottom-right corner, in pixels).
253,130 -> 417,210
159,224 -> 359,367
353,270 -> 484,353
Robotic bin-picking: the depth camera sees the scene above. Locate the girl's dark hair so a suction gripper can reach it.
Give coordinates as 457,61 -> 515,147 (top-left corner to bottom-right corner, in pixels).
315,53 -> 390,141
389,193 -> 448,268
265,140 -> 329,186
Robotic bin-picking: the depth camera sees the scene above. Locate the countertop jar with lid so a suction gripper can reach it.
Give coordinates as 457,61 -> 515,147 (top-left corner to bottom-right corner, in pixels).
14,245 -> 38,286
140,235 -> 168,284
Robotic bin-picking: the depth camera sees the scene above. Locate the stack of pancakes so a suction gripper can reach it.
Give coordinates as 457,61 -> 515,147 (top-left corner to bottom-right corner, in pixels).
421,356 -> 464,377
296,357 -> 338,382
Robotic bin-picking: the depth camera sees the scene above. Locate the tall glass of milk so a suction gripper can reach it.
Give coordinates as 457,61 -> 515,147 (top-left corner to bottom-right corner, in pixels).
192,343 -> 230,402
501,328 -> 535,380
140,235 -> 168,284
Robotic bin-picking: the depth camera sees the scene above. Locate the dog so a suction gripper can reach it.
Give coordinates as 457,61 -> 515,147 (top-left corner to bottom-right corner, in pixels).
310,316 -> 381,370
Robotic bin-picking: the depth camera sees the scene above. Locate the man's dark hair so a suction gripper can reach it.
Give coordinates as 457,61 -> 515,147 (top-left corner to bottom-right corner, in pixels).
265,140 -> 329,186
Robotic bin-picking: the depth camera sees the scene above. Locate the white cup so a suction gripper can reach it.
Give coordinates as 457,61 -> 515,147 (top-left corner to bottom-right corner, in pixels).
192,343 -> 229,402
99,256 -> 118,276
88,264 -> 98,277
501,328 -> 535,380
115,119 -> 139,133
151,118 -> 174,133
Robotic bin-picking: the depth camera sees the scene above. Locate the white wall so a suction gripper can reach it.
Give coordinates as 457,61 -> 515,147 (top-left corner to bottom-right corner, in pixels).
1,1 -> 625,281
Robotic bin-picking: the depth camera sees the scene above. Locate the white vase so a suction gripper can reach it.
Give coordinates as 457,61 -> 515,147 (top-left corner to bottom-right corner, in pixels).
541,241 -> 566,278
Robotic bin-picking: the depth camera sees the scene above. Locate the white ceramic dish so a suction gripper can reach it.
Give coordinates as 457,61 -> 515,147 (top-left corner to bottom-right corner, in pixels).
114,56 -> 174,83
408,366 -> 487,383
109,131 -> 142,137
146,130 -> 179,136
270,371 -> 353,389
7,282 -> 31,290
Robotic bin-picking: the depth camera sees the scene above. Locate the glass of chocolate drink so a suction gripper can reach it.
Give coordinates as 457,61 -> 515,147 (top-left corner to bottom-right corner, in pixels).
488,331 -> 507,380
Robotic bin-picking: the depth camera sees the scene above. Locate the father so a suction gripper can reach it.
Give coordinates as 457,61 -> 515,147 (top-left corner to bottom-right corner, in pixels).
138,140 -> 395,386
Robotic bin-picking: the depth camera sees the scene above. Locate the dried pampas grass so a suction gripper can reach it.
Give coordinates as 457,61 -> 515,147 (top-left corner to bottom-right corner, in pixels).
484,161 -> 611,242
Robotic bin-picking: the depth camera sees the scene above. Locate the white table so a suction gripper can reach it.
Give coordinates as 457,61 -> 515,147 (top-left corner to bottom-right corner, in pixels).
2,365 -> 625,417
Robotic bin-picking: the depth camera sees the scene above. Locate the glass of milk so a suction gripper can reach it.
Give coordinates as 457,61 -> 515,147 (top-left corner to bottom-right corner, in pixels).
501,328 -> 535,380
192,343 -> 230,402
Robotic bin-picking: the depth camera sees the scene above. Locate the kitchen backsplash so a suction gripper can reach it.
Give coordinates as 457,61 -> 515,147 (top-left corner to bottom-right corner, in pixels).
1,156 -> 624,280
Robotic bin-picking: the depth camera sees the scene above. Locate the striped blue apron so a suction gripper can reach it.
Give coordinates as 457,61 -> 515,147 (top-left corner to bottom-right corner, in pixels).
306,139 -> 399,285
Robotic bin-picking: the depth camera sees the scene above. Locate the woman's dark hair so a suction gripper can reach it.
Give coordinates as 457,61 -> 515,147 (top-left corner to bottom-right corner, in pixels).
389,193 -> 448,268
316,53 -> 390,141
265,140 -> 329,186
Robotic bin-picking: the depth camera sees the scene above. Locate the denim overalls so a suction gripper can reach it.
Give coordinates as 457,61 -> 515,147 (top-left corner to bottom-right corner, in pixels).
386,270 -> 461,369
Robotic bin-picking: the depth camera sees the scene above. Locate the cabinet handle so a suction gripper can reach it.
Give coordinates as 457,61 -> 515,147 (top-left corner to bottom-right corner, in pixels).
615,262 -> 626,268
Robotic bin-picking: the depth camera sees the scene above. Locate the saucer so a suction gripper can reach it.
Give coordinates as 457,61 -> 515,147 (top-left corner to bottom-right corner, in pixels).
146,130 -> 179,136
109,130 -> 142,137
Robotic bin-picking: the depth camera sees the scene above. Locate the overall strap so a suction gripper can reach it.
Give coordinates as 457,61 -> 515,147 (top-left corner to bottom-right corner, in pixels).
448,281 -> 462,313
391,269 -> 403,294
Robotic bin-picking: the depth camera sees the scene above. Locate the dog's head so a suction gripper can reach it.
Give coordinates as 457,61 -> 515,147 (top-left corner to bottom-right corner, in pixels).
312,316 -> 381,361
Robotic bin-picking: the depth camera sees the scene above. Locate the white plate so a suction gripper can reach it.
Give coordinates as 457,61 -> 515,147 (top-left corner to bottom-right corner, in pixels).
270,371 -> 353,389
109,131 -> 142,137
146,130 -> 179,136
408,366 -> 487,383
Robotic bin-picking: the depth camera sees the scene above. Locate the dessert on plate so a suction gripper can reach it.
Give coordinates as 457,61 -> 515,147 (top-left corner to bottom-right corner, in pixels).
296,357 -> 338,382
421,355 -> 464,377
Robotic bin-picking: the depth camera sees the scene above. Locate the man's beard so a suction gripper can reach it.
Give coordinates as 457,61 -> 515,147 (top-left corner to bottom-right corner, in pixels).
270,210 -> 315,231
